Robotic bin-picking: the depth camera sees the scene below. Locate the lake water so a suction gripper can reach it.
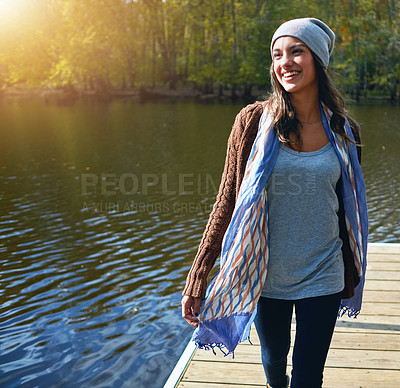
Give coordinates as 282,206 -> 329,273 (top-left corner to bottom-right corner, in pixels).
0,98 -> 399,388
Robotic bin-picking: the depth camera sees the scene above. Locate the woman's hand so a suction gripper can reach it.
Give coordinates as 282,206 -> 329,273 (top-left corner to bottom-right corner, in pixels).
181,295 -> 202,328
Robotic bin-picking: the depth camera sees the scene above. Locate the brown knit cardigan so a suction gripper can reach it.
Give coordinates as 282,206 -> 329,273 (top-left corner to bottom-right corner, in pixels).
183,101 -> 362,301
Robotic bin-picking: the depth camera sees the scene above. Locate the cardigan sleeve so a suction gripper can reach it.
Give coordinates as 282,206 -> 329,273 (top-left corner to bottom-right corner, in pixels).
182,111 -> 242,299
182,102 -> 265,299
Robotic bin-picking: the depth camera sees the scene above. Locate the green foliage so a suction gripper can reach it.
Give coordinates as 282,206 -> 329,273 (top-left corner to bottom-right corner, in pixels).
0,0 -> 399,98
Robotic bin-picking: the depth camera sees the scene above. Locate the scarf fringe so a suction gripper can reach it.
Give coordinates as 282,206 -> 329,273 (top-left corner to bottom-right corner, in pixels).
338,304 -> 360,318
194,341 -> 233,358
194,335 -> 253,359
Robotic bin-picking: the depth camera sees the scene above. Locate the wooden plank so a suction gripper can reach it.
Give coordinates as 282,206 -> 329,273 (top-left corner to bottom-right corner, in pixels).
334,320 -> 400,334
322,368 -> 400,388
368,243 -> 400,254
332,326 -> 400,334
366,272 -> 400,281
366,263 -> 400,272
247,330 -> 400,350
182,361 -> 265,385
178,383 -> 264,388
326,348 -> 400,370
182,361 -> 400,387
193,346 -> 400,371
364,280 -> 400,291
337,313 -> 400,326
361,290 -> 400,303
367,254 -> 400,262
359,301 -> 400,316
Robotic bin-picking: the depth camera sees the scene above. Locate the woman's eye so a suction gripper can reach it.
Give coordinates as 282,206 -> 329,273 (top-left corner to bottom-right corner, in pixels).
293,49 -> 304,54
273,53 -> 282,58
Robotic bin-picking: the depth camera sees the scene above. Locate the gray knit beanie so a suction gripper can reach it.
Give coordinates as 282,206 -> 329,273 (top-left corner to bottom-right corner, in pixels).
270,18 -> 335,67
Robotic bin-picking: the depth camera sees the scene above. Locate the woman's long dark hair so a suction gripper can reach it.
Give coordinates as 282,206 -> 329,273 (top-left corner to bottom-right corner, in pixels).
267,53 -> 360,149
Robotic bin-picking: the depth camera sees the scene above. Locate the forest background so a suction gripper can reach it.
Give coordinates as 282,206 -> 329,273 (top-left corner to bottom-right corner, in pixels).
0,0 -> 399,101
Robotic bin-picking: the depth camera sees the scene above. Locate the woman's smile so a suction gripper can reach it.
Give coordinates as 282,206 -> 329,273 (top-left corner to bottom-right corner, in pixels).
282,70 -> 301,80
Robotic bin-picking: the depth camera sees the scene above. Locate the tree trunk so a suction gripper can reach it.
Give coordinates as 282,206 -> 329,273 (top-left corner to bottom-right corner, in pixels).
242,83 -> 253,99
389,77 -> 397,100
152,34 -> 156,88
231,83 -> 237,99
363,54 -> 367,98
356,36 -> 361,102
218,83 -> 224,97
230,0 -> 238,88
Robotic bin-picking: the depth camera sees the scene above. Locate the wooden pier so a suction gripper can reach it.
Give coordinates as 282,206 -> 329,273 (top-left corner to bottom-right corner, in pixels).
165,243 -> 400,388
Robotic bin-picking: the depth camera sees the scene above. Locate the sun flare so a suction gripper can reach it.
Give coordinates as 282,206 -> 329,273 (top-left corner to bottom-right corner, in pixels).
0,0 -> 16,15
0,0 -> 25,26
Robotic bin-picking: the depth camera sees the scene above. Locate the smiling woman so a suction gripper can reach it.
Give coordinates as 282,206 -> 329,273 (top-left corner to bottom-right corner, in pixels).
181,17 -> 368,388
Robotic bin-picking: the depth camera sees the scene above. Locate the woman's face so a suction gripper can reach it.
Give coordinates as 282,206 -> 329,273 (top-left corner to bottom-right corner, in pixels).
272,36 -> 318,95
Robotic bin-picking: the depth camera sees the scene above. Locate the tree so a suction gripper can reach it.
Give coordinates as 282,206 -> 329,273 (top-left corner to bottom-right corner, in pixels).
0,0 -> 398,99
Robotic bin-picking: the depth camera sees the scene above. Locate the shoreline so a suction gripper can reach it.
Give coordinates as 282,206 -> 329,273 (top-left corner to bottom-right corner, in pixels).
0,85 -> 264,103
0,86 -> 397,105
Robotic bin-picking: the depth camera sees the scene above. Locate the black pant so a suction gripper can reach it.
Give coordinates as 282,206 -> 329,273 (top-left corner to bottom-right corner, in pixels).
254,292 -> 342,388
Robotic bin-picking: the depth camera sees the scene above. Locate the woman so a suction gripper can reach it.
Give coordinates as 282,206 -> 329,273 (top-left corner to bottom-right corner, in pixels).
181,18 -> 368,388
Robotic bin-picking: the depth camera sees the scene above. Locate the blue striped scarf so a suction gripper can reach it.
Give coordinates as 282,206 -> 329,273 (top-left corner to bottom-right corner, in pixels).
192,103 -> 368,355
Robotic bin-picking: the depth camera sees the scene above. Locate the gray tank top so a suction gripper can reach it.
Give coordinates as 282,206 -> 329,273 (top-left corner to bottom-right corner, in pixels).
261,141 -> 344,300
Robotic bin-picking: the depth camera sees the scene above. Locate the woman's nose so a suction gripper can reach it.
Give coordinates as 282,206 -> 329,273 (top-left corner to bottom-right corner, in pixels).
281,52 -> 293,67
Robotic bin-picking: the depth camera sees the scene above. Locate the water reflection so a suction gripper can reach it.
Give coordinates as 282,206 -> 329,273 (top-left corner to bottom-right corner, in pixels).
0,99 -> 399,387
356,104 -> 400,242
